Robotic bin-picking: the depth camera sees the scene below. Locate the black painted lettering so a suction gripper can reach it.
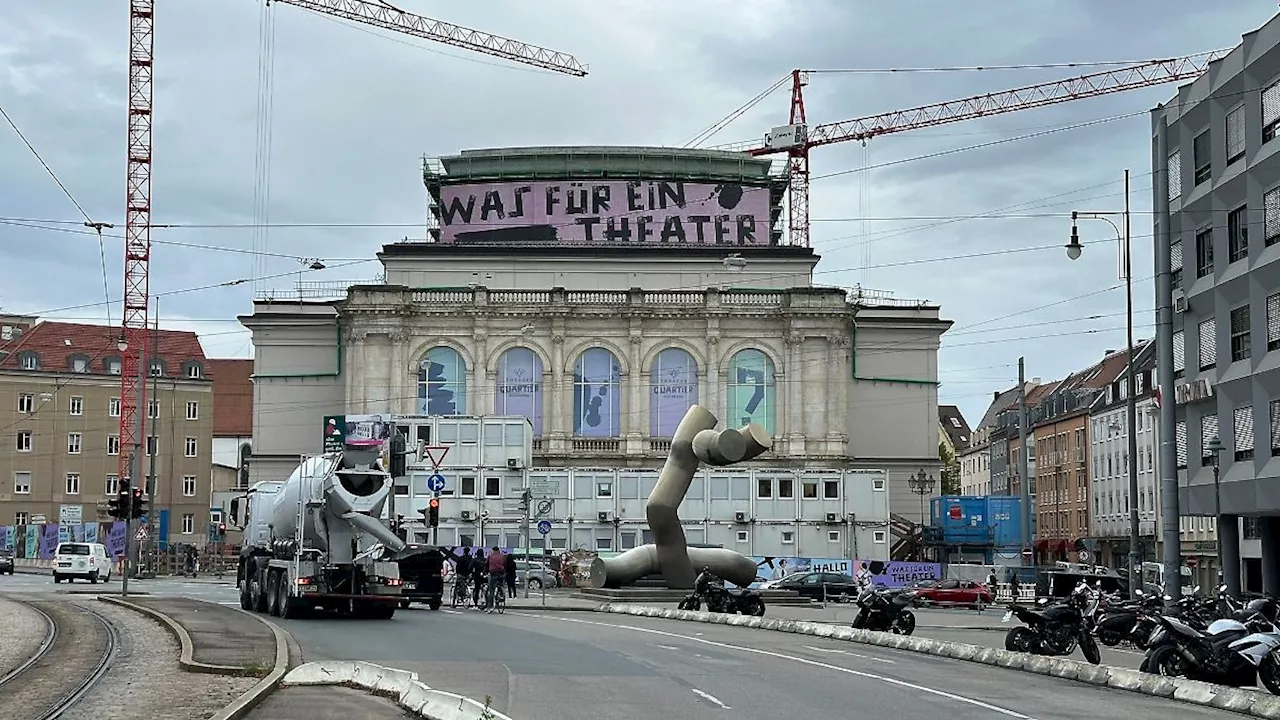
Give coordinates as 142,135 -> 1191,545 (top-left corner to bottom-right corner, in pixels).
660,216 -> 686,243
545,186 -> 562,216
687,215 -> 710,243
736,214 -> 756,244
566,183 -> 589,214
441,193 -> 475,225
604,216 -> 632,243
714,215 -> 730,244
511,186 -> 532,218
648,183 -> 657,210
575,217 -> 600,242
480,190 -> 506,221
658,181 -> 686,210
627,182 -> 643,212
637,216 -> 653,243
591,185 -> 611,214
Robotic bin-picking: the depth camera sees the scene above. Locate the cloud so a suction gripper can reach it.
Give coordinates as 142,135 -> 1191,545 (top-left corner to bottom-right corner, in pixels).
0,0 -> 1275,428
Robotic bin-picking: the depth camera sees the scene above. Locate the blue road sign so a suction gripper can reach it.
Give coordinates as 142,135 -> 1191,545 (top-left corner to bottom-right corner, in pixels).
537,520 -> 552,535
426,474 -> 446,493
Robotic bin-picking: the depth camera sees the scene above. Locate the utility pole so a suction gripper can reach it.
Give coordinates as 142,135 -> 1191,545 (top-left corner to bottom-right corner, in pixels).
1122,169 -> 1143,599
122,450 -> 136,598
521,486 -> 531,598
146,305 -> 159,576
1154,116 -> 1183,601
1018,357 -> 1033,571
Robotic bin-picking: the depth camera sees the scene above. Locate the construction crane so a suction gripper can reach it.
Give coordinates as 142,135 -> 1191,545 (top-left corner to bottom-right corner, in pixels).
117,0 -> 586,487
712,51 -> 1227,248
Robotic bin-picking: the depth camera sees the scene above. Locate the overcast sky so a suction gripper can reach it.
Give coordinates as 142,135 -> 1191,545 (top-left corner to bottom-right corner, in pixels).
1,1 -> 1274,426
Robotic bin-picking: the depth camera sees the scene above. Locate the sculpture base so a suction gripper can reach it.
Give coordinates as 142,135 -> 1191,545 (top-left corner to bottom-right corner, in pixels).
574,586 -> 814,605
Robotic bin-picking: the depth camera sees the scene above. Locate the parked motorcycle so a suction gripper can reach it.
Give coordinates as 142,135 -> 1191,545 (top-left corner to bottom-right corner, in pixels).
1094,589 -> 1165,648
1141,590 -> 1280,690
1003,581 -> 1102,665
678,583 -> 766,616
851,587 -> 918,635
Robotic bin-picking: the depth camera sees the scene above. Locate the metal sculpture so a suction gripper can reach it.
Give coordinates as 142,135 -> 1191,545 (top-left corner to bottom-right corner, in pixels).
596,405 -> 769,589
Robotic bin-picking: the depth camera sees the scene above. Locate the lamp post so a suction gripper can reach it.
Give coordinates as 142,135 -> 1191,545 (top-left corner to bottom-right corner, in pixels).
1068,169 -> 1140,598
908,469 -> 935,561
1206,435 -> 1224,586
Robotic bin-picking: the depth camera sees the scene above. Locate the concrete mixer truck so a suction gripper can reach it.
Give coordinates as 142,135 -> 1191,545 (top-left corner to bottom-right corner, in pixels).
229,450 -> 407,619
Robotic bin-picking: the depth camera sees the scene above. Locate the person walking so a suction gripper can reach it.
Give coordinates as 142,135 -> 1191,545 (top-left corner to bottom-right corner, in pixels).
505,551 -> 518,598
485,546 -> 507,612
471,549 -> 487,609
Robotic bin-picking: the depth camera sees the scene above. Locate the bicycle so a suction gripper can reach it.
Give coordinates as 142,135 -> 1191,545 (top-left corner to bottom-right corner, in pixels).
450,576 -> 472,608
493,582 -> 506,614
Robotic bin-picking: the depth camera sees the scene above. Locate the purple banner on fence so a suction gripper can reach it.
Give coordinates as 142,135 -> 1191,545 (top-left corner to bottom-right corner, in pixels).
106,522 -> 127,558
852,560 -> 942,588
38,525 -> 59,559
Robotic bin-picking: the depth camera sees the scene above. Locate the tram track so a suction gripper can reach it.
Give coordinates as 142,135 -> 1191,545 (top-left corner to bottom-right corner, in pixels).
0,596 -> 119,720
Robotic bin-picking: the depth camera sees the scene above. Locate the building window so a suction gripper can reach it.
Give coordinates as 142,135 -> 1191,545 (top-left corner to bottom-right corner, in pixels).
1230,305 -> 1251,362
106,475 -> 119,495
1265,80 -> 1280,143
1195,227 -> 1214,278
778,477 -> 794,497
596,481 -> 612,498
493,346 -> 543,435
417,346 -> 467,416
484,476 -> 501,497
13,472 -> 30,494
1234,406 -> 1255,461
70,355 -> 88,373
67,433 -> 82,454
184,437 -> 198,457
1201,414 -> 1219,466
1198,318 -> 1217,370
1226,106 -> 1246,165
781,531 -> 795,544
1168,150 -> 1182,200
873,530 -> 887,543
726,348 -> 776,434
649,347 -> 698,437
1193,130 -> 1211,185
181,514 -> 194,534
1176,420 -> 1188,469
1269,294 -> 1280,351
802,480 -> 818,499
146,436 -> 158,456
757,478 -> 772,498
460,476 -> 476,496
109,397 -> 121,417
183,475 -> 196,496
107,435 -> 120,456
107,358 -> 121,375
736,530 -> 749,543
1267,188 -> 1280,247
17,392 -> 33,413
823,480 -> 839,499
827,530 -> 840,542
69,396 -> 83,416
148,398 -> 159,418
1271,401 -> 1280,456
65,473 -> 80,494
149,360 -> 164,377
185,363 -> 202,379
572,347 -> 622,437
186,401 -> 199,420
1228,206 -> 1248,263
16,431 -> 31,452
1171,240 -> 1183,289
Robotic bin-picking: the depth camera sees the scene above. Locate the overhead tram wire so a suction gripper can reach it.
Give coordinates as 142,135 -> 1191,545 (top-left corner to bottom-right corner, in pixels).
683,74 -> 791,148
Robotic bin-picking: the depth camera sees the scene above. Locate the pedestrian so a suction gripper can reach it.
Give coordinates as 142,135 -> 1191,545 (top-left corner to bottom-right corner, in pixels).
471,549 -> 487,608
986,569 -> 998,602
485,546 -> 506,612
505,551 -> 518,598
1009,570 -> 1020,604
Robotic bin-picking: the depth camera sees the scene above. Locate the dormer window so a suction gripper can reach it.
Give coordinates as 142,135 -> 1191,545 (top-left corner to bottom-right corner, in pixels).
149,359 -> 165,377
104,356 -> 122,375
17,351 -> 39,371
182,361 -> 203,379
68,354 -> 91,373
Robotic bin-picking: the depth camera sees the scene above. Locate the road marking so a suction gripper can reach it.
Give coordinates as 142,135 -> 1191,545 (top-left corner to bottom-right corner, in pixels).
511,612 -> 1036,720
802,645 -> 896,664
691,688 -> 731,709
217,601 -> 240,606
443,609 -> 463,615
656,644 -> 680,651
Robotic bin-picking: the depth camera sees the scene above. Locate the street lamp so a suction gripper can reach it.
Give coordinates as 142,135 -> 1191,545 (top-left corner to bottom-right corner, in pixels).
1206,435 -> 1225,585
908,469 -> 935,560
1069,170 -> 1140,598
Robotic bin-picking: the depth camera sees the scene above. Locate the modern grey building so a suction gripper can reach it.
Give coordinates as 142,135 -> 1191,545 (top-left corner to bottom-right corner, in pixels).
1154,14 -> 1280,595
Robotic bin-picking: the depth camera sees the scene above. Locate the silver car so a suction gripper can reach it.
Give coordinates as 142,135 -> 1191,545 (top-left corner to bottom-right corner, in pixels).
514,560 -> 557,590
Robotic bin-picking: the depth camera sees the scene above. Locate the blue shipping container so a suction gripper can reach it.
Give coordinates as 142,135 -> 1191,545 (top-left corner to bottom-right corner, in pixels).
930,496 -> 1025,549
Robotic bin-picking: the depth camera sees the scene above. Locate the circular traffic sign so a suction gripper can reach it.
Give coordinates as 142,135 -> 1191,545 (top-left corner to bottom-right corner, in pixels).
537,520 -> 552,535
1021,547 -> 1034,561
426,474 -> 446,492
1078,550 -> 1090,562
1186,556 -> 1199,569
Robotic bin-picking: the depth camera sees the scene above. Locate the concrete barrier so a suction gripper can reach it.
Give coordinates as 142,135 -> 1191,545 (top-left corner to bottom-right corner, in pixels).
594,602 -> 1280,718
283,661 -> 513,720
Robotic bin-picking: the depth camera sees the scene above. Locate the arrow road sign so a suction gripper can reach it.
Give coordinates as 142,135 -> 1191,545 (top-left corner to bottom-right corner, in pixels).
537,520 -> 552,535
426,474 -> 446,493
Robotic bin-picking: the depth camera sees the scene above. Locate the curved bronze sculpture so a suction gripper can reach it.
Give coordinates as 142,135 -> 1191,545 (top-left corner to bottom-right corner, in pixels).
596,405 -> 770,589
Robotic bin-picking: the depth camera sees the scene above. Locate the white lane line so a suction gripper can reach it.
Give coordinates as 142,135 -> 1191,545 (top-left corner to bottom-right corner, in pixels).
442,609 -> 463,615
511,612 -> 1035,720
217,601 -> 240,606
691,688 -> 731,709
801,645 -> 896,664
656,644 -> 680,651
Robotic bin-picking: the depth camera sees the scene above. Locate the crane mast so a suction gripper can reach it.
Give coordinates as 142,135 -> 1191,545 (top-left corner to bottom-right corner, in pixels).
721,51 -> 1227,248
116,0 -> 584,492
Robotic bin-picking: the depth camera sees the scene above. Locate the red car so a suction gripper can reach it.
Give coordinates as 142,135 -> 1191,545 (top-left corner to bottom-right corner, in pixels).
910,578 -> 993,607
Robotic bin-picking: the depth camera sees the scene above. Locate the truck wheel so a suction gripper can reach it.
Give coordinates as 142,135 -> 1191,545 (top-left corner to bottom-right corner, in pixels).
428,598 -> 442,611
239,579 -> 253,610
266,571 -> 281,617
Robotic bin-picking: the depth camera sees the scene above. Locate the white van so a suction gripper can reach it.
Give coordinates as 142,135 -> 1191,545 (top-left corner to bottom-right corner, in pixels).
52,542 -> 111,584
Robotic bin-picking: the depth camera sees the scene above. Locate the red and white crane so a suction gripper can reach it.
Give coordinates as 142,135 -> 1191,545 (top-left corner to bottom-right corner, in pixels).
714,52 -> 1227,247
117,0 -> 586,484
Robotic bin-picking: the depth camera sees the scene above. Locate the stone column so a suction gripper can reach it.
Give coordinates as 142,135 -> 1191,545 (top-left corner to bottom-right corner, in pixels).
705,335 -> 721,420
784,332 -> 805,454
389,331 -> 409,415
472,331 -> 489,417
1220,513 -> 1242,598
346,328 -> 367,412
628,334 -> 643,439
827,335 -> 852,446
551,334 -> 567,449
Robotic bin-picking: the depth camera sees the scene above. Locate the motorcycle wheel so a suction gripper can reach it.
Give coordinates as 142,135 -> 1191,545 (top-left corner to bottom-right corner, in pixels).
1146,645 -> 1189,678
892,610 -> 917,636
1080,633 -> 1102,665
1097,631 -> 1123,647
1005,627 -> 1038,654
1262,655 -> 1280,696
851,610 -> 868,629
746,597 -> 765,617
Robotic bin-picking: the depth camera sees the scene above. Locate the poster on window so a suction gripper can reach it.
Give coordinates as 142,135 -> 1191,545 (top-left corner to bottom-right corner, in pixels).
573,348 -> 621,437
726,350 -> 774,434
495,347 -> 544,435
650,348 -> 697,437
342,413 -> 394,449
418,347 -> 467,416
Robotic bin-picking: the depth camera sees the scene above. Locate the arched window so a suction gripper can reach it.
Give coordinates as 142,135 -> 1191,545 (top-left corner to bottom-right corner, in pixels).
494,347 -> 544,435
650,347 -> 698,437
726,348 -> 775,434
417,346 -> 467,415
572,347 -> 621,437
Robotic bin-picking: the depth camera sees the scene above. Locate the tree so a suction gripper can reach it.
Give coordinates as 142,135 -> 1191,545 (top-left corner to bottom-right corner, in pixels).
938,441 -> 961,495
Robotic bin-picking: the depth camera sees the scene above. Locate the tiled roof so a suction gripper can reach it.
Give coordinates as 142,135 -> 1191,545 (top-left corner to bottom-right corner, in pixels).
938,405 -> 972,450
207,359 -> 253,437
0,321 -> 206,376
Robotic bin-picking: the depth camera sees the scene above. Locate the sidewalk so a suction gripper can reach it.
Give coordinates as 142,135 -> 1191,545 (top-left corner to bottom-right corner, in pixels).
111,595 -> 282,672
760,602 -> 1007,629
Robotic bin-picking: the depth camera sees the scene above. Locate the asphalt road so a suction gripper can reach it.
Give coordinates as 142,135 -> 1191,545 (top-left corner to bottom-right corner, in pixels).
274,605 -> 1240,720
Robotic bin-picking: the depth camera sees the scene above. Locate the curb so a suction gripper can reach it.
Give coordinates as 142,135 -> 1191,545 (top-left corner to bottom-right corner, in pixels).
595,603 -> 1280,718
283,660 -> 514,720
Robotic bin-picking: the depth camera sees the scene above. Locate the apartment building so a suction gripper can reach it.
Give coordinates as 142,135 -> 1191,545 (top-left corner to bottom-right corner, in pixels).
208,358 -> 253,545
0,320 -> 214,544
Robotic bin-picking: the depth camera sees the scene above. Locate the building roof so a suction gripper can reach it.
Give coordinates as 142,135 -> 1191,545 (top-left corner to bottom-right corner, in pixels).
938,405 -> 972,450
207,359 -> 253,437
0,321 -> 207,376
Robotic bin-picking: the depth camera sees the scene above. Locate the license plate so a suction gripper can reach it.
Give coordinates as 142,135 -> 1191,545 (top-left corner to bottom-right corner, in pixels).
405,582 -> 416,589
1003,610 -> 1014,622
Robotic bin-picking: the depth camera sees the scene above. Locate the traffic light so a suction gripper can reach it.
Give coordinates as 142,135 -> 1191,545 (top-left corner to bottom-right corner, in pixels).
131,488 -> 149,520
389,433 -> 407,478
427,497 -> 440,528
107,492 -> 124,520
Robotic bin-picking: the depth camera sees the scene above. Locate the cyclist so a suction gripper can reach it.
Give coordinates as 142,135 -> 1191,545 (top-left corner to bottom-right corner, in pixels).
470,549 -> 487,608
485,545 -> 506,612
454,547 -> 473,605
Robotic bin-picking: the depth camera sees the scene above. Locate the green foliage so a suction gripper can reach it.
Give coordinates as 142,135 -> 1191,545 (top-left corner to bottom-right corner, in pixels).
938,441 -> 961,495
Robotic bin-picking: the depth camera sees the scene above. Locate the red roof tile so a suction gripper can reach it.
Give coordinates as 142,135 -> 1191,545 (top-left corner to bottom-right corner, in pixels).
206,359 -> 253,437
0,321 -> 206,375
